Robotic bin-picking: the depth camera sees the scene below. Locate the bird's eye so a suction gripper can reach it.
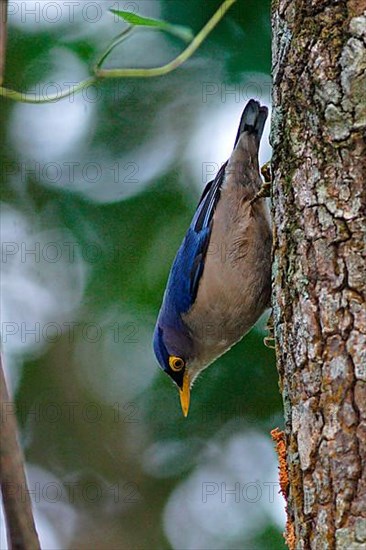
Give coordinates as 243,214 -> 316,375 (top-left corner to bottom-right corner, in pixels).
169,356 -> 185,372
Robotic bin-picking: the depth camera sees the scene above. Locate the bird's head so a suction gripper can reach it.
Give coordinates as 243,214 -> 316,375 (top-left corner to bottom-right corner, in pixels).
153,321 -> 199,417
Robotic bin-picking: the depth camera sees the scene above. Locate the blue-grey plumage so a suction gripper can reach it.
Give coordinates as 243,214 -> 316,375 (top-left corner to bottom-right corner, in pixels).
153,100 -> 272,416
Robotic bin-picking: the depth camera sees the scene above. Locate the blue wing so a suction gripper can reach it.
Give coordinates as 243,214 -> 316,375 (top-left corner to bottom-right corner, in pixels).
161,162 -> 227,322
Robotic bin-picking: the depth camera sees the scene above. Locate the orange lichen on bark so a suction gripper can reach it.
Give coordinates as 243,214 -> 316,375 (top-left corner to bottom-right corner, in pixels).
285,517 -> 296,550
271,427 -> 289,496
271,428 -> 295,550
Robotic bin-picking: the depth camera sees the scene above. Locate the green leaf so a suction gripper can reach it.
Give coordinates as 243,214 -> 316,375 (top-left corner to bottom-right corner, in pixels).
109,9 -> 194,43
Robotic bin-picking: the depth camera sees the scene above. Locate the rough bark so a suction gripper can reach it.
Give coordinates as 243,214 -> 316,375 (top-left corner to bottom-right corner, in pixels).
271,1 -> 366,548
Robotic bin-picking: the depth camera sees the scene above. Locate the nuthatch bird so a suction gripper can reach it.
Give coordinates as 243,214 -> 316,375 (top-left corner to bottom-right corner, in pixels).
153,99 -> 272,417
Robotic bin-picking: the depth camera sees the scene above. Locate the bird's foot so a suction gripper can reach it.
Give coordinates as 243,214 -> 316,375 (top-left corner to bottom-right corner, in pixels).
261,161 -> 272,184
264,310 -> 275,349
250,162 -> 272,205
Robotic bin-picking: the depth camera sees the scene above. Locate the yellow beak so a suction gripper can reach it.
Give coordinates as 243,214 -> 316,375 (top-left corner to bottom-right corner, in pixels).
179,372 -> 190,417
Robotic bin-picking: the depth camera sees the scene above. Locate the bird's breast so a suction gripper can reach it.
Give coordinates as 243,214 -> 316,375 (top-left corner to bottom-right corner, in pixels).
183,186 -> 272,366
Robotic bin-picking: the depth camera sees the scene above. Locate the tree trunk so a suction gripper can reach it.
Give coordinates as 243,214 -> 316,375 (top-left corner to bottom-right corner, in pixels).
271,1 -> 366,548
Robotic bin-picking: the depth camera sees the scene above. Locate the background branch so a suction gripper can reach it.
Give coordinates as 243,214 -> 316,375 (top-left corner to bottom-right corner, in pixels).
0,2 -> 41,546
0,359 -> 41,549
0,0 -> 8,84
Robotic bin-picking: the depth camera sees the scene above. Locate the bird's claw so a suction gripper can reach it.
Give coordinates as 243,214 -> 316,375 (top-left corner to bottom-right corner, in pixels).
264,310 -> 275,349
261,161 -> 272,184
250,162 -> 272,205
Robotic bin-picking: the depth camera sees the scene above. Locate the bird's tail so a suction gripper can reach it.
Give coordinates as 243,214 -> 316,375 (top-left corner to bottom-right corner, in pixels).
233,99 -> 268,149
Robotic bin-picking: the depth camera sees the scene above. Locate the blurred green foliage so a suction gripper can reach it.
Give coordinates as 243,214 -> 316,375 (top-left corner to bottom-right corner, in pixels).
1,1 -> 285,548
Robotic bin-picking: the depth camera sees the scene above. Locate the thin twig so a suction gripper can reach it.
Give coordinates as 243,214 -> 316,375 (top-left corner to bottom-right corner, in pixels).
95,0 -> 237,78
0,76 -> 97,104
0,354 -> 41,550
94,25 -> 135,72
0,0 -> 237,103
